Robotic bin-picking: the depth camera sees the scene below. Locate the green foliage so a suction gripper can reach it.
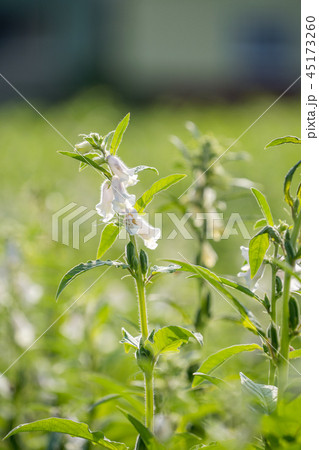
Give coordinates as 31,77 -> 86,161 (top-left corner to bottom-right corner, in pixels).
58,150 -> 112,178
97,223 -> 120,259
284,160 -> 301,208
56,259 -> 128,300
248,233 -> 269,278
110,113 -> 130,155
193,344 -> 262,387
4,418 -> 128,449
119,409 -> 163,450
240,373 -> 277,414
251,188 -> 274,226
265,136 -> 301,148
135,174 -> 186,212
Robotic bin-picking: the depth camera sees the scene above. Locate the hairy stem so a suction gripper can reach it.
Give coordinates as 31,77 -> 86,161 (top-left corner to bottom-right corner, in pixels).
130,235 -> 154,431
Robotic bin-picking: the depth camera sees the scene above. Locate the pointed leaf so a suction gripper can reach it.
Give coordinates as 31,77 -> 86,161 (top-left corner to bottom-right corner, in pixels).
193,344 -> 262,387
4,418 -> 128,449
218,276 -> 263,305
167,260 -> 264,336
151,264 -> 181,275
58,151 -> 111,178
284,160 -> 301,207
120,328 -> 140,353
265,136 -> 301,148
145,326 -> 202,358
135,174 -> 186,212
110,113 -> 130,155
118,409 -> 163,450
251,188 -> 274,226
56,260 -> 129,300
254,218 -> 268,229
134,165 -> 159,175
240,372 -> 278,414
97,224 -> 120,259
192,373 -> 227,388
249,233 -> 269,279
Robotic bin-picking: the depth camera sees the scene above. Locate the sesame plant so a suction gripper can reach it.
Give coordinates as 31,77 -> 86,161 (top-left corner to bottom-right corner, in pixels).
4,114 -> 207,449
170,122 -> 253,331
169,135 -> 301,448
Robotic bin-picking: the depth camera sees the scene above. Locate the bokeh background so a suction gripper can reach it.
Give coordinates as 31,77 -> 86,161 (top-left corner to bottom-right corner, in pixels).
0,1 -> 301,449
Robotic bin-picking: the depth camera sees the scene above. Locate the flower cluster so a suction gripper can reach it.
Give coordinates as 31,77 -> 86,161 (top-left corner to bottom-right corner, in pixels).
95,154 -> 161,250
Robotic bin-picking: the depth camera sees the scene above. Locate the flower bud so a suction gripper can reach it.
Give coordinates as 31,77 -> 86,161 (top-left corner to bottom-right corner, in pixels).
126,242 -> 138,272
289,296 -> 300,330
139,249 -> 149,275
74,140 -> 92,154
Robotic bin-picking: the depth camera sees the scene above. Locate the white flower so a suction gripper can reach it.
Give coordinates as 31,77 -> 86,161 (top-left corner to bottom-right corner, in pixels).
75,140 -> 92,154
125,208 -> 161,249
107,155 -> 138,186
111,176 -> 136,214
238,246 -> 265,292
96,181 -> 115,222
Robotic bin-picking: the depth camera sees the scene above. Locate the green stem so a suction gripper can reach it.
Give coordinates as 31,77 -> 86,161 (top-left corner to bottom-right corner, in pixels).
278,212 -> 300,400
278,271 -> 291,399
270,244 -> 279,322
130,235 -> 154,431
145,373 -> 154,431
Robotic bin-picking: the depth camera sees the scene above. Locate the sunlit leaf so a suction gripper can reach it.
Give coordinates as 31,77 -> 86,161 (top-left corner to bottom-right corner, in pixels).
135,174 -> 186,212
192,344 -> 262,387
56,260 -> 129,300
218,276 -> 263,305
145,326 -> 202,359
249,233 -> 269,279
254,218 -> 268,229
289,348 -> 301,359
284,160 -> 301,207
240,372 -> 277,414
58,151 -> 111,178
265,136 -> 301,148
134,165 -> 159,175
97,223 -> 120,259
167,260 -> 264,336
120,328 -> 140,353
4,418 -> 128,449
251,188 -> 274,226
110,113 -> 130,155
192,373 -> 227,388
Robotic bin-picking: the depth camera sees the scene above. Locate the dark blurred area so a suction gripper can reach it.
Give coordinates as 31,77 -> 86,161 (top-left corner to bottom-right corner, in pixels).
0,0 -> 300,102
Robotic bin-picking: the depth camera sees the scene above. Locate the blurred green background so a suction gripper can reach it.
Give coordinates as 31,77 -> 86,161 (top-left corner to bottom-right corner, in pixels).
0,1 -> 300,449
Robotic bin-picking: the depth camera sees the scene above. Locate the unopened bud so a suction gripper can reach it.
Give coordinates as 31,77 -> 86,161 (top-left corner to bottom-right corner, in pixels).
74,140 -> 92,154
139,249 -> 149,275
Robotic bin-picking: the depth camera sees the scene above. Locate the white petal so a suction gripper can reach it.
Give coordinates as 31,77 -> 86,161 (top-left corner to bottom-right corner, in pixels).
111,176 -> 136,214
137,217 -> 161,249
96,181 -> 115,222
107,155 -> 138,186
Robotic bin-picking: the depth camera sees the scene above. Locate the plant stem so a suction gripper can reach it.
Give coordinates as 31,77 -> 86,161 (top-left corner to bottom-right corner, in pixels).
130,235 -> 154,431
278,212 -> 300,399
278,271 -> 291,398
145,373 -> 154,430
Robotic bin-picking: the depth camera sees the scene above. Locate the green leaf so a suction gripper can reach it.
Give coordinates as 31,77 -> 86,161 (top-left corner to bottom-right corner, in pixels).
240,372 -> 277,414
167,260 -> 264,336
251,188 -> 274,226
265,136 -> 301,149
135,174 -> 186,212
249,233 -> 269,279
118,409 -> 163,450
4,418 -> 128,449
58,151 -> 111,178
192,373 -> 227,388
151,264 -> 181,275
284,160 -> 301,207
145,326 -> 202,359
192,344 -> 262,387
134,165 -> 159,175
120,328 -> 140,353
254,218 -> 268,229
218,276 -> 263,305
110,113 -> 130,155
289,348 -> 301,359
97,224 -> 120,259
56,260 -> 129,300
